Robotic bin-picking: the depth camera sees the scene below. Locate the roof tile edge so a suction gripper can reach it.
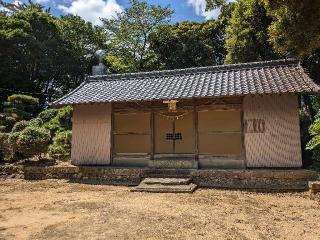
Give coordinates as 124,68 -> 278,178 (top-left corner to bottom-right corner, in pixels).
87,58 -> 299,82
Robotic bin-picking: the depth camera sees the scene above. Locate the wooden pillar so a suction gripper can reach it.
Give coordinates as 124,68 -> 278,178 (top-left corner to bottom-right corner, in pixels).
110,103 -> 114,165
240,100 -> 246,168
193,100 -> 199,161
150,111 -> 154,160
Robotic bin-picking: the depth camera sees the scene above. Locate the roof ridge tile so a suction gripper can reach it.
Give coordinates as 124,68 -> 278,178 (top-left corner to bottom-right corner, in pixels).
88,59 -> 299,82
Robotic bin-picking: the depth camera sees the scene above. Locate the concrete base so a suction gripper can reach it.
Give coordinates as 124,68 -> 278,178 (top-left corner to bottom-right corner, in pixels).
11,165 -> 318,191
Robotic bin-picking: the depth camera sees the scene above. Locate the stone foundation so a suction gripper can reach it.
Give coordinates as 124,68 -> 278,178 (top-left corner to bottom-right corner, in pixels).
192,169 -> 318,191
0,164 -> 24,179
12,165 -> 318,191
148,159 -> 198,169
23,166 -> 144,185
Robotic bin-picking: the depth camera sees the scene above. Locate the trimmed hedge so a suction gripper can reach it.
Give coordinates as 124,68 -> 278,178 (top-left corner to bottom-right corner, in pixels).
48,130 -> 72,160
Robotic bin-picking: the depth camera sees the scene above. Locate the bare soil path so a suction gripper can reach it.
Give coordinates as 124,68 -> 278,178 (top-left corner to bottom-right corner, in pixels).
0,179 -> 319,240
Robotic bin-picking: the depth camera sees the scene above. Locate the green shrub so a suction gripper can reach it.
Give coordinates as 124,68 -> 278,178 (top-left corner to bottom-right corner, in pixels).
44,106 -> 73,135
7,94 -> 39,105
48,130 -> 72,160
5,116 -> 16,130
0,133 -> 11,161
0,115 -> 16,132
0,114 -> 6,132
4,94 -> 39,121
28,118 -> 43,128
0,94 -> 40,133
2,105 -> 72,161
306,118 -> 320,165
12,120 -> 29,133
11,127 -> 51,159
38,109 -> 58,123
8,131 -> 20,153
0,126 -> 6,132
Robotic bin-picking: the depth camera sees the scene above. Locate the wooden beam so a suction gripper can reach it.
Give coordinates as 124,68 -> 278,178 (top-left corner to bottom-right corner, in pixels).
196,104 -> 242,111
197,131 -> 242,134
114,153 -> 150,157
112,132 -> 150,135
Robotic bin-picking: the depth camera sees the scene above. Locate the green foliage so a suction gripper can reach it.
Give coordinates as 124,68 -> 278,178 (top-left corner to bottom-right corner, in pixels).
11,120 -> 28,133
206,0 -> 228,10
0,132 -> 11,161
43,106 -> 72,135
306,112 -> 320,165
7,131 -> 21,159
263,0 -> 320,59
0,3 -> 66,103
150,20 -> 226,69
4,116 -> 15,129
48,130 -> 72,160
10,126 -> 50,158
2,106 -> 73,161
225,0 -> 279,64
2,105 -> 72,161
0,94 -> 39,133
0,114 -> 8,132
37,108 -> 58,123
3,94 -> 39,121
0,125 -> 6,132
104,55 -> 137,74
0,2 -> 103,104
306,119 -> 320,150
7,94 -> 39,105
102,0 -> 173,72
54,15 -> 107,93
28,118 -> 43,128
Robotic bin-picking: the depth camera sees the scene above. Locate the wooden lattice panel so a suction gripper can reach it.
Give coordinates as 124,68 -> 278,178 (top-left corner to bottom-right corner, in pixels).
243,94 -> 302,167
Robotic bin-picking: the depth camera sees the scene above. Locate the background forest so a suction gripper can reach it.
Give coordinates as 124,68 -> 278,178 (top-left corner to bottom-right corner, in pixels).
0,0 -> 320,167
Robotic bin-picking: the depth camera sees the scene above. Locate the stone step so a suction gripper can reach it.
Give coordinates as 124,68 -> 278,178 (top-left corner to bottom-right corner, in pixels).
131,183 -> 197,193
148,159 -> 198,169
142,177 -> 192,185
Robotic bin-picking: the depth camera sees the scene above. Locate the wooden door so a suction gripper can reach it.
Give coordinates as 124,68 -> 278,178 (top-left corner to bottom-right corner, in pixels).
197,109 -> 242,155
154,112 -> 194,154
174,113 -> 194,153
154,114 -> 174,153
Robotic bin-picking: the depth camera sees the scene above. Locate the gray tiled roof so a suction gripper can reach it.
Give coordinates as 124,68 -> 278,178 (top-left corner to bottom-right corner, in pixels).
52,59 -> 320,106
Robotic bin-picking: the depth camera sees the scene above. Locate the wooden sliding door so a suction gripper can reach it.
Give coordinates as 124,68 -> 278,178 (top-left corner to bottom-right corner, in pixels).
198,110 -> 242,155
197,109 -> 244,168
154,112 -> 194,154
113,112 -> 151,166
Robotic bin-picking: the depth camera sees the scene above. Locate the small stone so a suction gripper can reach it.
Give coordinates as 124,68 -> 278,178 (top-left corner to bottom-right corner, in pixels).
308,181 -> 320,194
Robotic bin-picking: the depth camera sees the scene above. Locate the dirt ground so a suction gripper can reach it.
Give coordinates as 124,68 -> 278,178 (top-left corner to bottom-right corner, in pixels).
0,180 -> 319,240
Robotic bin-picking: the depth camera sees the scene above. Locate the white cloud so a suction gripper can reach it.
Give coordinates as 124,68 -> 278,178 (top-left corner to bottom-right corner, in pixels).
1,0 -> 22,13
35,0 -> 50,4
58,0 -> 123,26
187,0 -> 226,20
13,0 -> 22,5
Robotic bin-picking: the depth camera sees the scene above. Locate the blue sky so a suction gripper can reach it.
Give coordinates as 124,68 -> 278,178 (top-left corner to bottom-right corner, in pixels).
3,0 -> 222,25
